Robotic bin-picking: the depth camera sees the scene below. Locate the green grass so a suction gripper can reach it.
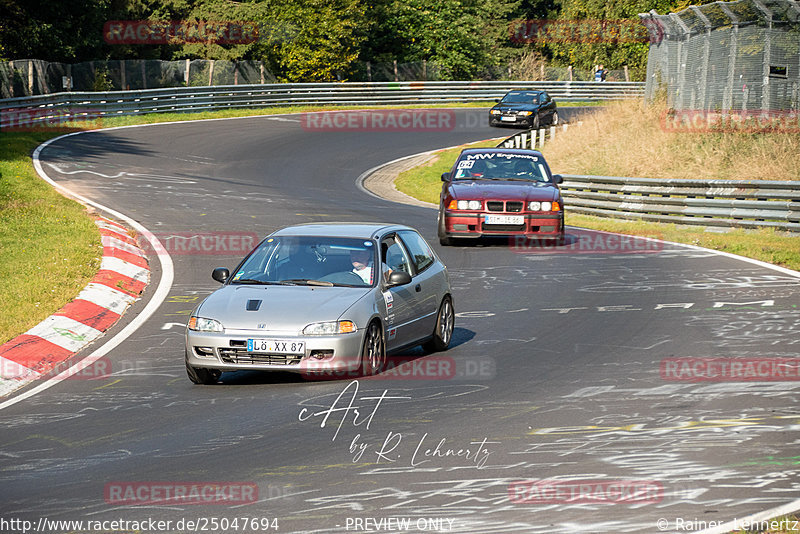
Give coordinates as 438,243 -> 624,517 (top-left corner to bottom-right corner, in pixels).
0,132 -> 102,344
393,141 -> 800,272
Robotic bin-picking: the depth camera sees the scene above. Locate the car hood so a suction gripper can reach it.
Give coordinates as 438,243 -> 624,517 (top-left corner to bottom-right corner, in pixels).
449,180 -> 558,202
492,103 -> 541,112
197,285 -> 371,332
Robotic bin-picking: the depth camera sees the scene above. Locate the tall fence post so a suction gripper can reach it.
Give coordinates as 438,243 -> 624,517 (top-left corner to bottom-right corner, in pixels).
208,60 -> 215,86
185,58 -> 190,86
27,60 -> 34,95
120,59 -> 127,90
141,61 -> 146,89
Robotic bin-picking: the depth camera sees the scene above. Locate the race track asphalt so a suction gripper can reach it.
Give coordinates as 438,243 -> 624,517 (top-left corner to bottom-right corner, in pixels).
2,107 -> 800,533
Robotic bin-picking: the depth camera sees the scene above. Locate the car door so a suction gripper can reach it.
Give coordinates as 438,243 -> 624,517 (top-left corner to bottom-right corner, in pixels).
380,235 -> 420,352
397,230 -> 440,340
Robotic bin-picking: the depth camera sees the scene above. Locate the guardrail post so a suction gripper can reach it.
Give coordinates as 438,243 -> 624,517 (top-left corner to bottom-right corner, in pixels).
550,125 -> 556,141
538,128 -> 545,148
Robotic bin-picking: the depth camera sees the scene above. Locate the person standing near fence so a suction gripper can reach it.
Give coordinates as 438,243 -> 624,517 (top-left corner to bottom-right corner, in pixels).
594,64 -> 607,82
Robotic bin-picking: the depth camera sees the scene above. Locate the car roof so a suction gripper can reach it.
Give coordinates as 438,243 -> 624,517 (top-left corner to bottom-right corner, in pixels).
504,90 -> 544,95
271,222 -> 414,239
458,147 -> 545,158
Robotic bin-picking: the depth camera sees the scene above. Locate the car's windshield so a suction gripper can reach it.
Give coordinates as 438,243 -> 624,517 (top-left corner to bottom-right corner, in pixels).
231,236 -> 377,288
453,153 -> 551,182
501,92 -> 539,104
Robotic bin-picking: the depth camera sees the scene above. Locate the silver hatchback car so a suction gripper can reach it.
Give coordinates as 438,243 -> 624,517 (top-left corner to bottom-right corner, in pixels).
185,223 -> 455,384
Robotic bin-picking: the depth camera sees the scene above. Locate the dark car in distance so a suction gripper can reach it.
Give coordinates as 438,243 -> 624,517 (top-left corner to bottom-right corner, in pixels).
438,148 -> 565,246
489,90 -> 558,129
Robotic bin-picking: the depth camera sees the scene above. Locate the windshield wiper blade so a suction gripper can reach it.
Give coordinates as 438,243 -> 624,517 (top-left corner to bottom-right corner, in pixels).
233,279 -> 292,285
280,279 -> 334,287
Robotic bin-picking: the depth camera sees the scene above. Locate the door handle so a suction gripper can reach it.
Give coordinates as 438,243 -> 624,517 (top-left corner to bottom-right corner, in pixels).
415,284 -> 421,292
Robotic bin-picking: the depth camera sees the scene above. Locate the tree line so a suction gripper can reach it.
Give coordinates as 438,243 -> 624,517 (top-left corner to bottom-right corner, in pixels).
0,0 -> 713,82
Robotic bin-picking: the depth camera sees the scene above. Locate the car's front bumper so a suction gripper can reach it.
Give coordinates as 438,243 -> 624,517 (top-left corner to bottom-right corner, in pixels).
489,113 -> 531,126
185,328 -> 364,375
442,211 -> 562,239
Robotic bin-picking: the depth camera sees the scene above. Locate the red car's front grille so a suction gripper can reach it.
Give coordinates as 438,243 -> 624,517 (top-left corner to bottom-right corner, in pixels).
486,201 -> 524,213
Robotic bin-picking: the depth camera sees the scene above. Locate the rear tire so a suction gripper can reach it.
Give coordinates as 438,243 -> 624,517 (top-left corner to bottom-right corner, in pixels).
423,296 -> 455,352
186,360 -> 221,385
361,321 -> 386,376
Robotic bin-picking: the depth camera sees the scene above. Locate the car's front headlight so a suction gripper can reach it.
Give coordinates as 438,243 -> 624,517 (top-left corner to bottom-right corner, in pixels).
490,109 -> 501,115
456,200 -> 482,210
518,111 -> 533,116
188,316 -> 224,332
528,201 -> 541,211
303,320 -> 357,335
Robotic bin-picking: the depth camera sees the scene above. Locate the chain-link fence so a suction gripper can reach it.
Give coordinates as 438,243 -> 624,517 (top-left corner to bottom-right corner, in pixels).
640,0 -> 800,111
1,57 -> 636,98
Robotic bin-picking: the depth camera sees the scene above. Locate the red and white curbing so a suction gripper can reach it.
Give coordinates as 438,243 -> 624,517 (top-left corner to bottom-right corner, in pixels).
0,216 -> 150,397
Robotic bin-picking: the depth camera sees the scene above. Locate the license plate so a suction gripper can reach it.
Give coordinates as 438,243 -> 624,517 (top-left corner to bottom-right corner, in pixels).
247,339 -> 305,354
485,214 -> 524,225
500,116 -> 517,122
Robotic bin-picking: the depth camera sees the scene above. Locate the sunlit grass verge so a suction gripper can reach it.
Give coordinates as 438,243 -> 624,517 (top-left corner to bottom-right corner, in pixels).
393,139 -> 800,272
544,99 -> 800,180
0,132 -> 102,345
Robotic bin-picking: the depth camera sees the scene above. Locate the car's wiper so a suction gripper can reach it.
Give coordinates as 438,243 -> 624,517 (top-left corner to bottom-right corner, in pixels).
280,279 -> 334,287
233,278 -> 292,285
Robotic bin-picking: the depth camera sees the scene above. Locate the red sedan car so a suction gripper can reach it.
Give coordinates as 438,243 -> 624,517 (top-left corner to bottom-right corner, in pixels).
437,148 -> 565,246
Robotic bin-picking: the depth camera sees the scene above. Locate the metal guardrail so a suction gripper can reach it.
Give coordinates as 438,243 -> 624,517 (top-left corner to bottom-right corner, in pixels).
497,129 -> 800,233
0,81 -> 643,129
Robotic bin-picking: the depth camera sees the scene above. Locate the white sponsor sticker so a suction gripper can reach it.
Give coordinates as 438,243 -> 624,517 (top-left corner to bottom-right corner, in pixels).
382,291 -> 393,311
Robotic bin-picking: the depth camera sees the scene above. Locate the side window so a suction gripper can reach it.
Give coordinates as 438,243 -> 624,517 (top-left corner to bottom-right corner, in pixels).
381,236 -> 412,277
398,231 -> 434,273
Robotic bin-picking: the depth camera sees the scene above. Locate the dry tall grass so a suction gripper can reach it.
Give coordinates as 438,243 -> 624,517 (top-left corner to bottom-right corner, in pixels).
544,100 -> 800,180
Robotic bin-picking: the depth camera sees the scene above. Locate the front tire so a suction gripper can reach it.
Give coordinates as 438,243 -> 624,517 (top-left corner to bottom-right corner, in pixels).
361,321 -> 386,376
438,211 -> 454,246
186,361 -> 221,385
423,296 -> 455,352
530,114 -> 540,130
552,110 -> 559,126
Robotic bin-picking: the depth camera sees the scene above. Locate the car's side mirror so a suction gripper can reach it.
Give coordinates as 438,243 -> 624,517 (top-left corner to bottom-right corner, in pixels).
386,271 -> 412,287
212,267 -> 229,283
552,174 -> 563,184
494,98 -> 500,103
441,172 -> 451,182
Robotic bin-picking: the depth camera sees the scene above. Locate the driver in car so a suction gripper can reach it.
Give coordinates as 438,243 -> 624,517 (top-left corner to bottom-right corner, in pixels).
350,249 -> 373,284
